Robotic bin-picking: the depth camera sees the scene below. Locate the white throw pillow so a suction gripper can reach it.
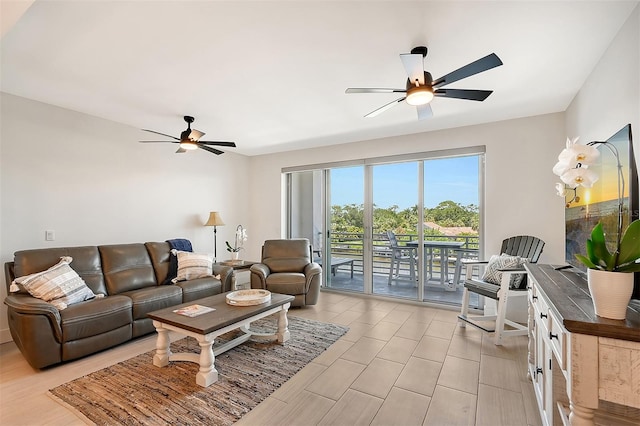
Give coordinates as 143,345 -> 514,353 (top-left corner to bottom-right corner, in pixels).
481,254 -> 528,289
171,250 -> 213,282
10,256 -> 99,310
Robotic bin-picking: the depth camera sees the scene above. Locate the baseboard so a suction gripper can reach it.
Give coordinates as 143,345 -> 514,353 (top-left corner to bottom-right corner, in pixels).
1,328 -> 13,344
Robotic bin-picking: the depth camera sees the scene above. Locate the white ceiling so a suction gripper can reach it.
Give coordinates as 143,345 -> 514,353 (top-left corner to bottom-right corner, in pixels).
1,1 -> 637,156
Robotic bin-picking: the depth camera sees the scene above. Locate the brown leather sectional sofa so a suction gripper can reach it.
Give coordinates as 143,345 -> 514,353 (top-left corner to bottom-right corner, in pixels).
3,242 -> 233,369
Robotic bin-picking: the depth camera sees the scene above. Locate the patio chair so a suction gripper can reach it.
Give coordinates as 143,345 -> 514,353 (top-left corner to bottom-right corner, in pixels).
386,230 -> 417,285
458,235 -> 545,345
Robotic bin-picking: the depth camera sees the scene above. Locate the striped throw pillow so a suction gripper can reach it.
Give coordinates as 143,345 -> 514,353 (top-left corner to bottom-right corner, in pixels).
481,254 -> 527,289
10,256 -> 98,310
172,250 -> 213,282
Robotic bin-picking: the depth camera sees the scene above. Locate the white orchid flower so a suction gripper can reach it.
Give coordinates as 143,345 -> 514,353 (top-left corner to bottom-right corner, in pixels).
560,167 -> 599,188
557,143 -> 600,168
565,136 -> 579,149
552,160 -> 572,177
555,183 -> 567,197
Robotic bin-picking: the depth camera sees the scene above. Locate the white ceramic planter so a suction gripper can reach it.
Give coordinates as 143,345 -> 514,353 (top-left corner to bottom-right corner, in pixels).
587,268 -> 634,320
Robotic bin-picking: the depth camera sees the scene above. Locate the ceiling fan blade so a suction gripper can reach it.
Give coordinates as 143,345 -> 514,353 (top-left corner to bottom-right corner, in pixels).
416,104 -> 433,120
189,129 -> 205,141
139,140 -> 178,143
198,145 -> 224,155
346,88 -> 406,94
198,141 -> 237,147
364,97 -> 405,118
141,129 -> 180,140
433,53 -> 503,88
434,88 -> 493,101
400,53 -> 425,85
175,148 -> 187,153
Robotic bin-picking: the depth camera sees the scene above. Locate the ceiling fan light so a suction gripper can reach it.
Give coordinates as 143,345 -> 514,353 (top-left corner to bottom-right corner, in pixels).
180,140 -> 198,150
406,86 -> 434,106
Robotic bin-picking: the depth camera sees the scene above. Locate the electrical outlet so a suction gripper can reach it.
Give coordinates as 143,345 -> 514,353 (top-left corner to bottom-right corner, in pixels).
45,230 -> 55,241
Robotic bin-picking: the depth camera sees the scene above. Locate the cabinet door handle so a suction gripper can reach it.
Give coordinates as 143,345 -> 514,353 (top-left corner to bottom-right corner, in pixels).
549,332 -> 558,340
540,312 -> 547,319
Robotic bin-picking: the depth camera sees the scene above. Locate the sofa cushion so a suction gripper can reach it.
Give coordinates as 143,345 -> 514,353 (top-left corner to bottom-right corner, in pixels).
99,244 -> 157,295
172,250 -> 213,282
145,242 -> 171,285
60,295 -> 132,341
13,246 -> 106,295
177,276 -> 222,302
11,257 -> 100,310
122,285 -> 183,320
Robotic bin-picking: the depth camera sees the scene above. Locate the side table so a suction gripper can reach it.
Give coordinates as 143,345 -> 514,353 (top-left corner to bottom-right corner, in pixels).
215,260 -> 259,290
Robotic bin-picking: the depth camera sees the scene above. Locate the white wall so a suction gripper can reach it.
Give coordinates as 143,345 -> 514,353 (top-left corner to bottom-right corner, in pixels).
566,5 -> 639,184
247,113 -> 567,267
0,93 -> 251,342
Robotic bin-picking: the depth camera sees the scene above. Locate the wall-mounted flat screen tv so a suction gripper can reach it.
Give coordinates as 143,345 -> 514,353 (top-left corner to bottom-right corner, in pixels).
565,124 -> 639,299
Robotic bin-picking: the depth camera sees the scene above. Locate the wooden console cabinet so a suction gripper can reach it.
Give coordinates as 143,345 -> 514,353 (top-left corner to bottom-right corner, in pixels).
525,264 -> 640,426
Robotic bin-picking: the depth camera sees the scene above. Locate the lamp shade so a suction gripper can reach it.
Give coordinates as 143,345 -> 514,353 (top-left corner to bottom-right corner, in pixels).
204,211 -> 225,226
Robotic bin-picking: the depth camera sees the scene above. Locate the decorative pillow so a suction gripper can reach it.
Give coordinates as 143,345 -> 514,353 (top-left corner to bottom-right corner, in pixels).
481,254 -> 528,289
172,250 -> 213,283
9,256 -> 100,310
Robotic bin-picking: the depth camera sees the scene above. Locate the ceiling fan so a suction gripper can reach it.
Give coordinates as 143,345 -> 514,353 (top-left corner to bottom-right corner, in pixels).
345,46 -> 503,120
139,115 -> 236,155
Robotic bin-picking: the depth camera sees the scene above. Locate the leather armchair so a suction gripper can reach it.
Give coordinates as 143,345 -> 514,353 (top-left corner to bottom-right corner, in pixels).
250,239 -> 321,307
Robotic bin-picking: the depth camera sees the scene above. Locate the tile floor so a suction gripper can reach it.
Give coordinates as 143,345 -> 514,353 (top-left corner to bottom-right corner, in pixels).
0,290 -> 541,426
237,291 -> 541,426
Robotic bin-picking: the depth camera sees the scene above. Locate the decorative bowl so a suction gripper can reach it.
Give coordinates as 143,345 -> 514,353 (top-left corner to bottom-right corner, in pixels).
225,289 -> 271,306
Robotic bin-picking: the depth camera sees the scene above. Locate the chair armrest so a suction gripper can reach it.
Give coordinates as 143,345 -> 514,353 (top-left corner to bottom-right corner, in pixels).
305,262 -> 322,277
250,263 -> 270,278
497,267 -> 527,273
249,264 -> 270,290
4,294 -> 63,341
462,260 -> 489,265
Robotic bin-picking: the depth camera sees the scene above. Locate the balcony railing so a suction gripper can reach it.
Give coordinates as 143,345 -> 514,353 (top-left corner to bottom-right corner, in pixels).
324,231 -> 479,280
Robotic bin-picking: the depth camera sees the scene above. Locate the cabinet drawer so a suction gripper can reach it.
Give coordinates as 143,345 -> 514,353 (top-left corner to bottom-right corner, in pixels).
548,312 -> 566,370
534,291 -> 551,331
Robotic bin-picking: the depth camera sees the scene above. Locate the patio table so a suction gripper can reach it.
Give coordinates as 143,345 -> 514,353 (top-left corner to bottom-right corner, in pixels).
407,240 -> 464,289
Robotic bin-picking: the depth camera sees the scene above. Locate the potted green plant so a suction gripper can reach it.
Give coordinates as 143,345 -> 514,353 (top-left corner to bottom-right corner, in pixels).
575,221 -> 640,273
553,137 -> 639,319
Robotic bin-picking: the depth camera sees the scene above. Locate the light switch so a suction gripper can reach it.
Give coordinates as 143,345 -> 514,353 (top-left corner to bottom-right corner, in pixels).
45,230 -> 55,241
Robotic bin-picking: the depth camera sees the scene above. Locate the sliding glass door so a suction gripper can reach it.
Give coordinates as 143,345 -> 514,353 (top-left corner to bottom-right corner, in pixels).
285,147 -> 483,308
372,162 -> 419,299
422,156 -> 480,306
326,166 -> 365,292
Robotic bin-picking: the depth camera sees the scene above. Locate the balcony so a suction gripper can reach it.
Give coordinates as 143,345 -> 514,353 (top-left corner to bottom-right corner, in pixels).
318,232 -> 480,307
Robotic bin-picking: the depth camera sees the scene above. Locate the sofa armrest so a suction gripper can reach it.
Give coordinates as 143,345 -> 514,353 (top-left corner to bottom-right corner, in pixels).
4,294 -> 63,341
212,264 -> 234,293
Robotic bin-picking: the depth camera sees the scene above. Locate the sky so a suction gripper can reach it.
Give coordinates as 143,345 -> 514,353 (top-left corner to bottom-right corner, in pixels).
330,155 -> 479,209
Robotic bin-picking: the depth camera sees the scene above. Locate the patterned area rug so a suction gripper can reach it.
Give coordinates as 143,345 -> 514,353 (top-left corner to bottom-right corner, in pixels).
49,316 -> 348,426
